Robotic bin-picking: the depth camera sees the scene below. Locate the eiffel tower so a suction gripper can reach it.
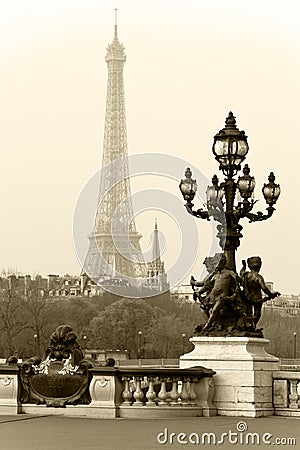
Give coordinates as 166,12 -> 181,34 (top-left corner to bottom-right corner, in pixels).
83,11 -> 146,286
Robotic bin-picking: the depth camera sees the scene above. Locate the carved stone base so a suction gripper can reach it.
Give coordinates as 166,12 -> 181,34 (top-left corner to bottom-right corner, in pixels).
180,337 -> 279,417
0,366 -> 20,415
21,404 -> 119,418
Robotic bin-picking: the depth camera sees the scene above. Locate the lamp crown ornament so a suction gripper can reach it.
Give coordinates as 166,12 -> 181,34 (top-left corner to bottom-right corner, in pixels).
242,164 -> 250,175
211,174 -> 219,186
185,167 -> 192,178
217,111 -> 246,136
225,111 -> 237,128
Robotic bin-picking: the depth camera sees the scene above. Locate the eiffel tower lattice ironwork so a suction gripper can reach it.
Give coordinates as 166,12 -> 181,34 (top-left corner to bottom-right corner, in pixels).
83,13 -> 146,284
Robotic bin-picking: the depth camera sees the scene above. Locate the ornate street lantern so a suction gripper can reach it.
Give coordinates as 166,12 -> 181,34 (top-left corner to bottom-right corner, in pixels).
212,112 -> 249,177
237,164 -> 256,200
179,112 -> 281,272
179,167 -> 198,205
262,172 -> 281,207
206,175 -> 224,209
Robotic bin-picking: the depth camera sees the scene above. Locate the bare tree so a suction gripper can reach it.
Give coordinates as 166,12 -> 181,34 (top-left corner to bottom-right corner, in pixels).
0,288 -> 30,357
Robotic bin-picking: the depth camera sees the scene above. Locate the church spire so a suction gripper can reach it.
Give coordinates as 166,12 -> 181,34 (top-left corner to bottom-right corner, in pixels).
152,218 -> 161,264
147,219 -> 169,292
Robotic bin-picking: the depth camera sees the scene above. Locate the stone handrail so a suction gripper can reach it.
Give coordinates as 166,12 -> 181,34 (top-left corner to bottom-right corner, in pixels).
273,371 -> 300,417
118,358 -> 179,367
280,358 -> 300,366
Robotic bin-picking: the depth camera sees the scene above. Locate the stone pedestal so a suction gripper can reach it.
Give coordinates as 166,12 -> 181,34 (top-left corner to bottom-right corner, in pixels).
0,366 -> 20,415
88,368 -> 123,418
180,337 -> 279,417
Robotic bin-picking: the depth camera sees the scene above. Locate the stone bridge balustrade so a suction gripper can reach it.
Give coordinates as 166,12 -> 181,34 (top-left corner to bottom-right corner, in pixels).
88,366 -> 216,418
0,363 -> 216,418
273,371 -> 300,417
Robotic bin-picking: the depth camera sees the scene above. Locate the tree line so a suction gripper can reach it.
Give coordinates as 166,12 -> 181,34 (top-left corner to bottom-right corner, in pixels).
260,308 -> 300,358
0,289 -> 204,360
0,286 -> 297,360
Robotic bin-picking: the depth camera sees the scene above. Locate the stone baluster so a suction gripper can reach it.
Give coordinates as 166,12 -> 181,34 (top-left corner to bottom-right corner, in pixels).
195,377 -> 217,416
146,377 -> 157,406
122,376 -> 133,405
188,378 -> 197,406
133,376 -> 144,406
169,377 -> 180,406
180,378 -> 190,406
288,379 -> 299,409
158,377 -> 169,406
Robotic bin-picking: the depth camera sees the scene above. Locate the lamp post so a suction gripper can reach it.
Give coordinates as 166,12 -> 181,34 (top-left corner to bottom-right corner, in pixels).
293,332 -> 297,359
179,112 -> 281,272
138,331 -> 142,359
33,334 -> 38,356
83,335 -> 87,356
182,333 -> 186,354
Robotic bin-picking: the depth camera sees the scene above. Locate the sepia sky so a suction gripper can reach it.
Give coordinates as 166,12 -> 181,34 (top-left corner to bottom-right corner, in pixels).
0,0 -> 299,293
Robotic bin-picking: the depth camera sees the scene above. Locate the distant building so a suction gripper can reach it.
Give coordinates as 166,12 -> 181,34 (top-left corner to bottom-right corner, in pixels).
264,294 -> 300,316
170,279 -> 300,317
0,269 -> 168,299
0,273 -> 83,297
170,284 -> 194,303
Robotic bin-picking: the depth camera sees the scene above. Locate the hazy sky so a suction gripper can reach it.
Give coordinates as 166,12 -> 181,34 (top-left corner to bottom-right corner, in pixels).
0,0 -> 299,293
